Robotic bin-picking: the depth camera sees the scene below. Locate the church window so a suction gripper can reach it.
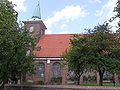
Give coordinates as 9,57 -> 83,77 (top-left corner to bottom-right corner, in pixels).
36,62 -> 45,77
52,62 -> 61,77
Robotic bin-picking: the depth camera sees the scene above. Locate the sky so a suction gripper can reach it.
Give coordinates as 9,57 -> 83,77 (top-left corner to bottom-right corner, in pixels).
8,0 -> 118,34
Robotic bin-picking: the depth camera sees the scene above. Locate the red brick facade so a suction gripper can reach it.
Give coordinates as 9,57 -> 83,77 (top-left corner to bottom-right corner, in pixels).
26,58 -> 67,84
23,20 -> 47,38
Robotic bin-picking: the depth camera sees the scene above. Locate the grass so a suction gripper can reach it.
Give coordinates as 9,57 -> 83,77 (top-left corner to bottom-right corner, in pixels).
79,83 -> 120,86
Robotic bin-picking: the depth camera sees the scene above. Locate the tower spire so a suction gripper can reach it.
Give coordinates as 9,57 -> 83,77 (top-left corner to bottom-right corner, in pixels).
32,0 -> 41,19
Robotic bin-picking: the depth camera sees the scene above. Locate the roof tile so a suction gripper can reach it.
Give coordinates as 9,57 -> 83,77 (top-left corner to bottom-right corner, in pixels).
34,34 -> 74,57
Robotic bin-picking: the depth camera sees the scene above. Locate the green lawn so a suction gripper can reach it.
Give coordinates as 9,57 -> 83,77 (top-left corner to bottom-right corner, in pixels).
80,83 -> 120,86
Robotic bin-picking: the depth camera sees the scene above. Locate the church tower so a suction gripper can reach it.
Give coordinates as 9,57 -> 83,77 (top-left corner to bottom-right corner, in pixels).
23,1 -> 47,38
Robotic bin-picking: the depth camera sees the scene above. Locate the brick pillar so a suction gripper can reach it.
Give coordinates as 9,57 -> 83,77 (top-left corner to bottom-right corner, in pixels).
114,73 -> 119,84
62,65 -> 68,84
45,62 -> 51,84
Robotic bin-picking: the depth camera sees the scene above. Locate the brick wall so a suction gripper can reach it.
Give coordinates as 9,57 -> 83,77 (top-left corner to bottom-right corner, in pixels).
4,84 -> 120,90
26,59 -> 67,85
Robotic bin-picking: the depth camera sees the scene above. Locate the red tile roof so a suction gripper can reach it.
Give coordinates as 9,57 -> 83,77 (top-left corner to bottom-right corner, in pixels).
34,34 -> 73,58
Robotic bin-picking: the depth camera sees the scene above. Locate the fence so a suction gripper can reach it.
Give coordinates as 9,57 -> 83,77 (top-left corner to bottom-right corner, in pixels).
3,84 -> 120,90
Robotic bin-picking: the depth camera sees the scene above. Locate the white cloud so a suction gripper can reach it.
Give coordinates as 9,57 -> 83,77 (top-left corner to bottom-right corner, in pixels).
95,0 -> 117,21
45,5 -> 87,27
44,5 -> 88,34
59,24 -> 70,34
89,0 -> 101,3
95,0 -> 118,31
8,0 -> 27,12
60,24 -> 68,30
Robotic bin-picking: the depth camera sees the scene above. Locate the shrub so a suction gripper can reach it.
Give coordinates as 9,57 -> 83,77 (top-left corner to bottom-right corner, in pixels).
26,80 -> 34,84
37,80 -> 44,85
51,77 -> 62,85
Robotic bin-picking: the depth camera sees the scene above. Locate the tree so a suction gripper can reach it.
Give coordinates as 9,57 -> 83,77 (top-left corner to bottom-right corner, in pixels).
63,35 -> 90,85
110,0 -> 120,80
84,23 -> 120,86
0,0 -> 35,88
63,23 -> 120,86
87,23 -> 115,86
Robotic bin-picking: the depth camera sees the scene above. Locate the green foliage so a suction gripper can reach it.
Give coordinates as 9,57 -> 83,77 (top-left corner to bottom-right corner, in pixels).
0,0 -> 35,85
37,80 -> 44,85
113,0 -> 120,74
85,23 -> 120,86
87,23 -> 114,70
63,35 -> 91,85
63,22 -> 120,85
0,0 -> 18,30
114,0 -> 120,18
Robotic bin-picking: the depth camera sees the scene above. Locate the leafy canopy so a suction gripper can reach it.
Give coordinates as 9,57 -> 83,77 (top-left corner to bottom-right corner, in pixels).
0,0 -> 35,84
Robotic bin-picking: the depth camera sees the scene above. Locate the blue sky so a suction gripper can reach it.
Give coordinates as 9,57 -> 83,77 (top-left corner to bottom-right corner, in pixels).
9,0 -> 118,34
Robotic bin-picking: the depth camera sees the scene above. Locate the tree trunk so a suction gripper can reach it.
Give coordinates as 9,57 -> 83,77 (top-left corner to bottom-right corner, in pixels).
1,83 -> 4,90
112,74 -> 115,86
99,71 -> 104,86
0,81 -> 6,90
0,82 -> 4,90
77,75 -> 81,85
15,78 -> 18,84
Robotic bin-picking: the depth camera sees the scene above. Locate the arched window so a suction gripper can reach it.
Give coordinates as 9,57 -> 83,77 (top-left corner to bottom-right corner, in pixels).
52,62 -> 61,77
36,62 -> 45,77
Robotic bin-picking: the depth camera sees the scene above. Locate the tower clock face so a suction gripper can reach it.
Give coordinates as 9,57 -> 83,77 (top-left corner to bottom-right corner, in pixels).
29,26 -> 34,32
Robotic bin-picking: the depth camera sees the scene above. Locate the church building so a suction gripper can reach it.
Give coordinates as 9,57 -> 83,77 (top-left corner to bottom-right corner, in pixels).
22,2 -> 120,85
23,2 -> 69,84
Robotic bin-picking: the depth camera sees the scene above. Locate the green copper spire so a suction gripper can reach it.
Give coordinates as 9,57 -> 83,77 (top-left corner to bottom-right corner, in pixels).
32,1 -> 41,19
